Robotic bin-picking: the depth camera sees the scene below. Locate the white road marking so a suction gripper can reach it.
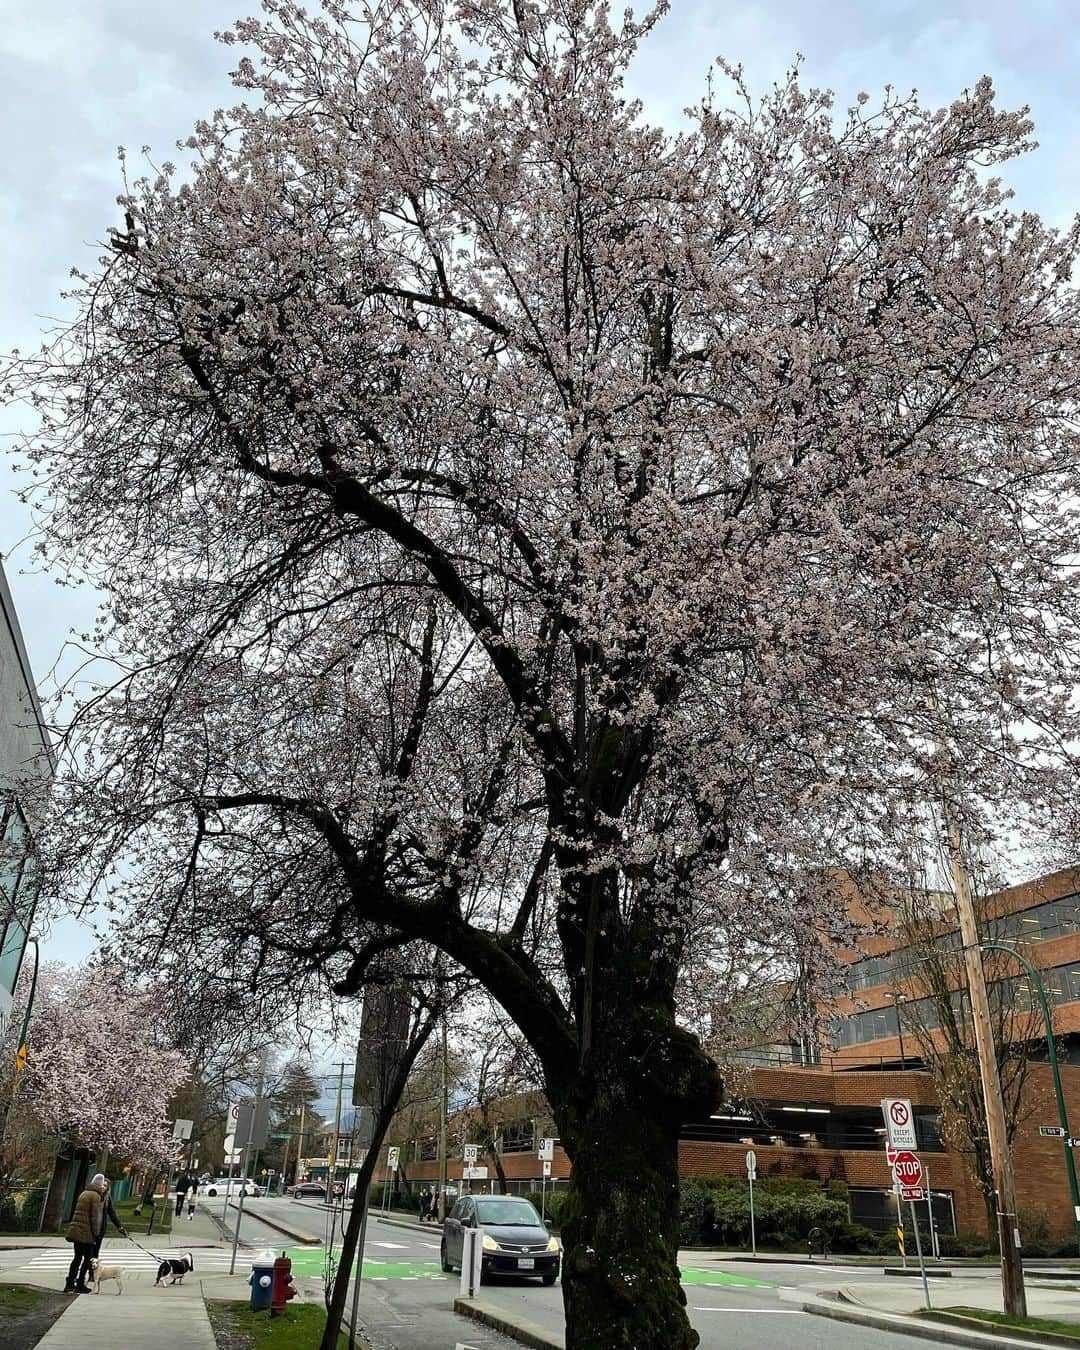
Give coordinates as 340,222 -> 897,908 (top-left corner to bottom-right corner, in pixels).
691,1307 -> 806,1314
22,1248 -> 235,1272
370,1241 -> 410,1249
420,1241 -> 441,1249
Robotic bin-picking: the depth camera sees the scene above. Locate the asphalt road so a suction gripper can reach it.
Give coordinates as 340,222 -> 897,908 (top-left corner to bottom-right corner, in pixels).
2,1194 -> 958,1350
255,1204 -> 950,1350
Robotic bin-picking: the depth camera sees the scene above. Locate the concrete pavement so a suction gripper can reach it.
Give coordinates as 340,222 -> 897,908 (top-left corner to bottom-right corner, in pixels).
35,1283 -> 217,1350
838,1272 -> 1080,1320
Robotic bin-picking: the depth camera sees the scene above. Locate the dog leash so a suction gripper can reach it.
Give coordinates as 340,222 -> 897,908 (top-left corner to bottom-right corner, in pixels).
114,1232 -> 167,1263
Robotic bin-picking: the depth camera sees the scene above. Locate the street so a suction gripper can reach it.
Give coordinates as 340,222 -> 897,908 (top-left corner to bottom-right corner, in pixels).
0,1196 -> 1057,1350
241,1202 -> 960,1350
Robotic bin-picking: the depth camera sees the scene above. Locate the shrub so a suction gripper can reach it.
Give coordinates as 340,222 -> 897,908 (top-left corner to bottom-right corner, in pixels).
678,1181 -> 709,1245
829,1222 -> 880,1254
524,1191 -> 568,1227
937,1231 -> 991,1257
703,1179 -> 849,1249
1017,1206 -> 1053,1257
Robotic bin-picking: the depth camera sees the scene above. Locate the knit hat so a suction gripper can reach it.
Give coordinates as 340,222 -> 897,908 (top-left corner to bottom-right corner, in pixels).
89,1173 -> 108,1191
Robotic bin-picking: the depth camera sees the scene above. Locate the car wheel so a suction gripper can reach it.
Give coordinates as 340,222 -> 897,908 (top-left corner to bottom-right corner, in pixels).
541,1269 -> 558,1286
207,1188 -> 217,1197
440,1241 -> 452,1274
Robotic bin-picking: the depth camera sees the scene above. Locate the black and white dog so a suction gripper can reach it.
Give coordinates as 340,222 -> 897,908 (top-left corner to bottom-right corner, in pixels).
154,1251 -> 194,1286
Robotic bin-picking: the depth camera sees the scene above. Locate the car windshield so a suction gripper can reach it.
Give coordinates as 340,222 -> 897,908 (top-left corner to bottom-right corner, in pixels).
474,1198 -> 543,1226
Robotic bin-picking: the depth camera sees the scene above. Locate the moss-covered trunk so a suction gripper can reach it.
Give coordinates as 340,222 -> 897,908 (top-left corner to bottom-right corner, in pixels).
547,933 -> 721,1349
555,1086 -> 698,1349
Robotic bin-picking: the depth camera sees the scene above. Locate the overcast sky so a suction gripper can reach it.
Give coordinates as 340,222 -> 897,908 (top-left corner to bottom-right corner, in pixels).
2,0 -> 1078,965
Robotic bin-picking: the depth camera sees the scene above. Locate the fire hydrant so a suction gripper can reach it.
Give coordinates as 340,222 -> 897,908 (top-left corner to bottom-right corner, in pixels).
249,1253 -> 274,1311
270,1252 -> 298,1318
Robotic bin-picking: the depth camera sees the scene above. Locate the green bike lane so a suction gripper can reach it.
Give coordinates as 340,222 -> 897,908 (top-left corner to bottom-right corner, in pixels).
285,1243 -> 774,1288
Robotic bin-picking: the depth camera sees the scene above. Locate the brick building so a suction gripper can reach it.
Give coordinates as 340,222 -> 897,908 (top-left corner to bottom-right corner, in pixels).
378,868 -> 1080,1241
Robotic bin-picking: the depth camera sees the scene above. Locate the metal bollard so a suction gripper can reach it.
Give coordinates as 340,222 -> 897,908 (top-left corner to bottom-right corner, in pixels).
459,1227 -> 485,1298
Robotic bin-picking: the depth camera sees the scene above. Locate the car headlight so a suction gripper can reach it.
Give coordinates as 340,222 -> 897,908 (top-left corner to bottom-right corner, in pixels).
482,1235 -> 498,1251
547,1237 -> 561,1253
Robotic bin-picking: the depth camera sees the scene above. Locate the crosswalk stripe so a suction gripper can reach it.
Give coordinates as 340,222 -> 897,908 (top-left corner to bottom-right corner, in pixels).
23,1250 -> 235,1269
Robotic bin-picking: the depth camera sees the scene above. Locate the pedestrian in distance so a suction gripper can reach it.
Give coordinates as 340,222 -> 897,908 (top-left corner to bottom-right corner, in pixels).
427,1188 -> 439,1222
187,1175 -> 199,1220
91,1174 -> 128,1260
418,1186 -> 430,1223
64,1174 -> 106,1293
174,1168 -> 192,1217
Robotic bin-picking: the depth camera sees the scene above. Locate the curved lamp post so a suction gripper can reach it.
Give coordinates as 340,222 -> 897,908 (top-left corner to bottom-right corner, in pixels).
979,940 -> 1080,1257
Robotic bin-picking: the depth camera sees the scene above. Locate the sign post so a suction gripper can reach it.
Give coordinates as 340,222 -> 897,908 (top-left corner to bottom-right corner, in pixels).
746,1150 -> 757,1257
887,1147 -> 907,1268
891,1152 -> 931,1307
539,1138 -> 555,1222
925,1164 -> 939,1260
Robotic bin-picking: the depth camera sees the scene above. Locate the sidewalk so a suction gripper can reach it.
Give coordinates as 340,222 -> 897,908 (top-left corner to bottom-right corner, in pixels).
36,1282 -> 217,1349
837,1275 -> 1080,1322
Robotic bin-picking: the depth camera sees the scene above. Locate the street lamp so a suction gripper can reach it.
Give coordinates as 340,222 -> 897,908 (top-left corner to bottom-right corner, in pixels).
883,990 -> 909,1070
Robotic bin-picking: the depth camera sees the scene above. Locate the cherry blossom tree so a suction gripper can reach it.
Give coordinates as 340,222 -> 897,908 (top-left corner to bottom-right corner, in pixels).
8,1 -> 1080,1343
2,962 -> 189,1220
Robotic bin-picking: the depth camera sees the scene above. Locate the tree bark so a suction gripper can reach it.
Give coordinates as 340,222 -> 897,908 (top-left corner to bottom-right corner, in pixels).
547,941 -> 721,1350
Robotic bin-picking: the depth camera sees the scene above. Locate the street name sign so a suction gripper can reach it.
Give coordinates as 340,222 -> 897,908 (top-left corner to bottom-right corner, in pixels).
882,1098 -> 917,1150
1040,1126 -> 1068,1137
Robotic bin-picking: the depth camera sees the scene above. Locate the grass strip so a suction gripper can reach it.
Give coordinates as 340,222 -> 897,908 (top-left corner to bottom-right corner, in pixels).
207,1298 -> 366,1349
919,1306 -> 1080,1343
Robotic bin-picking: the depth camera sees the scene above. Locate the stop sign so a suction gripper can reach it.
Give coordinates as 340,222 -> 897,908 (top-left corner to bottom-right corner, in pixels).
891,1151 -> 923,1188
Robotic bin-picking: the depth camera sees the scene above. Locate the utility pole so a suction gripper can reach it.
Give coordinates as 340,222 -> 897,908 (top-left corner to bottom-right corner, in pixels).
934,700 -> 1026,1316
296,1101 -> 306,1186
332,1064 -> 346,1193
437,1017 -> 448,1221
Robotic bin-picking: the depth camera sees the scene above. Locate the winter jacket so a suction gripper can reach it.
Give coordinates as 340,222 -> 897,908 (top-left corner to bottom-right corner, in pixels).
97,1191 -> 125,1238
65,1188 -> 102,1245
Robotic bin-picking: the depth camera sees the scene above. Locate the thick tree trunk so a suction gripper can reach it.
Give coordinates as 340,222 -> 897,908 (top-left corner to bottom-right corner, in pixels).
547,958 -> 721,1350
555,1095 -> 698,1350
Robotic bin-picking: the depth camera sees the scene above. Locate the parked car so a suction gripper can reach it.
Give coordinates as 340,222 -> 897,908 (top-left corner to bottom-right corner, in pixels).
201,1177 -> 258,1197
288,1181 -> 327,1198
441,1194 -> 560,1285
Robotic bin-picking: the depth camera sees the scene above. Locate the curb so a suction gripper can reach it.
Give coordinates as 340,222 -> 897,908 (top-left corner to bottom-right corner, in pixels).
226,1201 -> 321,1246
804,1299 -> 1069,1350
885,1266 -> 953,1277
372,1214 -> 444,1234
455,1296 -> 564,1350
922,1311 -> 1080,1348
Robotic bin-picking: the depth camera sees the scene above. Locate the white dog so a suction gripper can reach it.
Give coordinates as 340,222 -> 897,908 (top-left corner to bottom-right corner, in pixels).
92,1258 -> 124,1295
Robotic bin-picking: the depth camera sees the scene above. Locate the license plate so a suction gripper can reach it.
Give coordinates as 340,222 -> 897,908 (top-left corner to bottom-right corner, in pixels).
517,1258 -> 535,1269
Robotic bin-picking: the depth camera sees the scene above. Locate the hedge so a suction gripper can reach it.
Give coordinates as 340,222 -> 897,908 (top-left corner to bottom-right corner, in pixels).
677,1176 -> 879,1252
